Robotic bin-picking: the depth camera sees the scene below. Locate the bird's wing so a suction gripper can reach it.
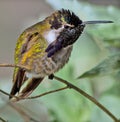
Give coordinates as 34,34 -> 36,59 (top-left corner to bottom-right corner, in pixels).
10,31 -> 48,98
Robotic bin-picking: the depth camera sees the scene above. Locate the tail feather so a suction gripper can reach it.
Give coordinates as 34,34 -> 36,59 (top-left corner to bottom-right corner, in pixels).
10,68 -> 26,99
10,77 -> 44,102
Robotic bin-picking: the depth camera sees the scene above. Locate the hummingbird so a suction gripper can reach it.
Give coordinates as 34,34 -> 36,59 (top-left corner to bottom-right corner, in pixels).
9,9 -> 113,101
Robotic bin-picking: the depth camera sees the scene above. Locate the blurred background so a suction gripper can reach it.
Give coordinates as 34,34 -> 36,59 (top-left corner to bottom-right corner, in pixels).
0,0 -> 120,122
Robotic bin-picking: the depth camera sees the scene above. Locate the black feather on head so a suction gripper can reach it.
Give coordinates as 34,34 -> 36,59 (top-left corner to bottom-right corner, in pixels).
59,9 -> 82,26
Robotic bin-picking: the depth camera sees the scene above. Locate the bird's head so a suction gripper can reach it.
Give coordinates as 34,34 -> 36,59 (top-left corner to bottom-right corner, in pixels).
44,9 -> 113,57
48,9 -> 83,29
43,9 -> 84,44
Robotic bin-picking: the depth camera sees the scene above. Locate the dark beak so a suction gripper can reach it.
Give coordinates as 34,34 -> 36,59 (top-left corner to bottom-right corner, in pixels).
82,20 -> 113,25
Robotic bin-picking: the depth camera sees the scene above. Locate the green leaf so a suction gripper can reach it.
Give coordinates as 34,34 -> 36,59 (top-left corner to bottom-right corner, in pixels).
78,53 -> 120,78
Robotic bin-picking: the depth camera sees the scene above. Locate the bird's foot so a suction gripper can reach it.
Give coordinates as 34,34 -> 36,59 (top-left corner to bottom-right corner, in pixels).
48,74 -> 54,80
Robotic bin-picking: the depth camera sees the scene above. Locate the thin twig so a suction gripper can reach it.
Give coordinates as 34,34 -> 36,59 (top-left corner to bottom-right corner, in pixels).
54,75 -> 119,122
0,89 -> 19,100
0,86 -> 68,100
0,78 -> 119,122
0,95 -> 39,122
9,102 -> 40,122
0,63 -> 119,121
0,117 -> 7,122
0,63 -> 30,70
27,86 -> 68,99
0,89 -> 11,97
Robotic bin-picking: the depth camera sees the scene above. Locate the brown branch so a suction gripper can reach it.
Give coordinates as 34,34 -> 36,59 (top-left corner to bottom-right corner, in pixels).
0,63 -> 119,121
27,86 -> 68,99
0,77 -> 119,122
53,75 -> 119,122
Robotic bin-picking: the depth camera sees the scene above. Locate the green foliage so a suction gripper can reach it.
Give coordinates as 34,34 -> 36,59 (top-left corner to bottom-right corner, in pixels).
78,53 -> 120,78
88,23 -> 120,49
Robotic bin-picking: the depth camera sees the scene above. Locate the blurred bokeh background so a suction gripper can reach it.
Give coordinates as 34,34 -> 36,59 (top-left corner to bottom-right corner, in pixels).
0,0 -> 120,122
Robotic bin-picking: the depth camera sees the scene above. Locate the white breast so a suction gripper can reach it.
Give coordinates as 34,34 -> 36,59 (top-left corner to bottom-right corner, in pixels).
44,30 -> 56,43
44,26 -> 64,44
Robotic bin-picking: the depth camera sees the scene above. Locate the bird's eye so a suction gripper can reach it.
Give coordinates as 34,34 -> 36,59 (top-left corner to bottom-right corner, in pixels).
64,25 -> 70,29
